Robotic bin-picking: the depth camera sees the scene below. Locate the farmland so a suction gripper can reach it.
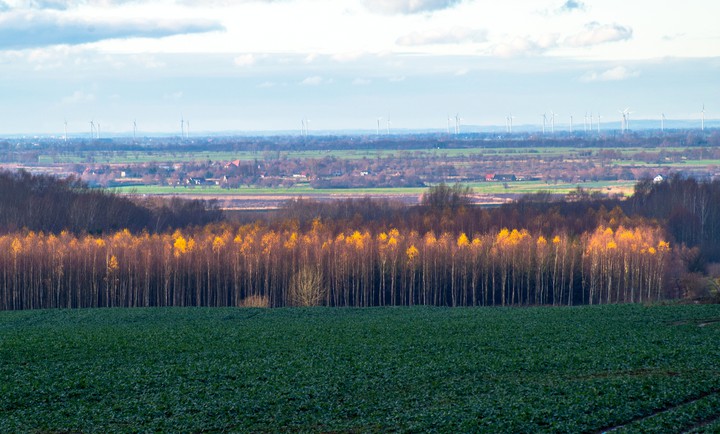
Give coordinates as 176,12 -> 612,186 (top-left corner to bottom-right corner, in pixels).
3,131 -> 720,208
1,304 -> 719,432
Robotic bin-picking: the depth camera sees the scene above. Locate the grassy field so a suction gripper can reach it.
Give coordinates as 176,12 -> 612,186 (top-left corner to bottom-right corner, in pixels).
2,304 -> 720,432
35,145 -> 703,165
110,180 -> 637,197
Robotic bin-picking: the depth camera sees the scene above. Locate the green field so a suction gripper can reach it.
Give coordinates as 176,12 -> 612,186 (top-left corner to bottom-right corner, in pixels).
110,180 -> 636,197
37,147 -> 576,164
35,145 -> 701,165
2,305 -> 720,432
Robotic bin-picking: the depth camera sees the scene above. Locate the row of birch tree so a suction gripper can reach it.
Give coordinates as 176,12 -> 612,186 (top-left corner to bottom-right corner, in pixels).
0,222 -> 675,310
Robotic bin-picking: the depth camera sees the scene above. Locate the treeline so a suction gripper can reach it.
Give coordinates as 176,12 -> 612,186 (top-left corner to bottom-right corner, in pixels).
276,178 -> 720,267
0,223 -> 676,310
0,171 -> 222,234
2,173 -> 719,310
6,130 -> 719,154
628,174 -> 720,264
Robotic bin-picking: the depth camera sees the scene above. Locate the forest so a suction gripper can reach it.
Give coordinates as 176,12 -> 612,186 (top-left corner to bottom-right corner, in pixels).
0,171 -> 718,310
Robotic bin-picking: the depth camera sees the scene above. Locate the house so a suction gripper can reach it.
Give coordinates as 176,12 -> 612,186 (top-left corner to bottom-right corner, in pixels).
225,159 -> 242,169
186,177 -> 213,186
653,174 -> 664,184
493,174 -> 517,182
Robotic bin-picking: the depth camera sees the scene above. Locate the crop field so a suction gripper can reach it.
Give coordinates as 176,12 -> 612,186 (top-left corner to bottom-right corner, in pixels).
110,180 -> 636,198
34,145 -> 704,165
36,147 -> 571,164
2,304 -> 720,432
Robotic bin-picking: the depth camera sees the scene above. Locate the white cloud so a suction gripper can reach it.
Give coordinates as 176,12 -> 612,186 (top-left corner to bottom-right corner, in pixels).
388,75 -> 406,82
396,28 -> 487,46
363,0 -> 460,14
233,53 -> 255,67
454,68 -> 468,76
300,76 -> 324,86
257,81 -> 276,88
130,54 -> 165,69
565,23 -> 633,47
580,66 -> 640,82
332,51 -> 365,62
492,34 -> 559,57
352,78 -> 371,85
0,9 -> 224,49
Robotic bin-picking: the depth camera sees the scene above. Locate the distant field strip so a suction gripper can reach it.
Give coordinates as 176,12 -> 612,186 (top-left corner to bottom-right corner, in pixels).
110,180 -> 637,197
36,146 -> 704,164
1,304 -> 719,433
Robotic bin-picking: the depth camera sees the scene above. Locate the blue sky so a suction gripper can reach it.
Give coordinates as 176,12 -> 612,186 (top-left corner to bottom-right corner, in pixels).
0,0 -> 718,135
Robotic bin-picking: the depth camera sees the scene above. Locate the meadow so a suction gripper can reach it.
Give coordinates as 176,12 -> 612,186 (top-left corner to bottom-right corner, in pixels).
109,179 -> 637,197
2,304 -> 719,432
36,145 -> 708,165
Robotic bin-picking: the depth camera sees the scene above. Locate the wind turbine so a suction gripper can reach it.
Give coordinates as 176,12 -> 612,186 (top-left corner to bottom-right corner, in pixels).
624,108 -> 632,131
583,112 -> 588,132
550,111 -> 557,134
386,116 -> 391,135
618,109 -> 627,133
301,118 -> 310,137
63,119 -> 68,142
589,112 -> 593,131
541,113 -> 547,134
508,113 -> 514,134
702,104 -> 706,131
446,115 -> 451,134
376,117 -> 382,136
89,120 -> 95,139
133,120 -> 137,141
597,113 -> 601,133
661,113 -> 666,132
569,115 -> 573,133
454,113 -> 461,134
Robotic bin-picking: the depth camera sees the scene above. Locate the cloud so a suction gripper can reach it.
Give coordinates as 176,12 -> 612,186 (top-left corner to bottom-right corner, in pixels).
388,75 -> 406,82
352,78 -> 371,85
492,34 -> 559,57
565,22 -> 633,47
559,0 -> 585,12
233,54 -> 255,67
0,10 -> 224,49
363,0 -> 460,14
331,51 -> 365,62
580,66 -> 640,82
397,28 -> 487,46
300,76 -> 324,86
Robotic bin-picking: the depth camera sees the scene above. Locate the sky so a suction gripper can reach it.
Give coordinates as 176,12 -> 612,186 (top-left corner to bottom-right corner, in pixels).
0,0 -> 718,135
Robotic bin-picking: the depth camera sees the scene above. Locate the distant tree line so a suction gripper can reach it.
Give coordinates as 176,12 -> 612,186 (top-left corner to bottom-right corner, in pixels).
0,171 -> 222,234
5,130 -> 720,154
